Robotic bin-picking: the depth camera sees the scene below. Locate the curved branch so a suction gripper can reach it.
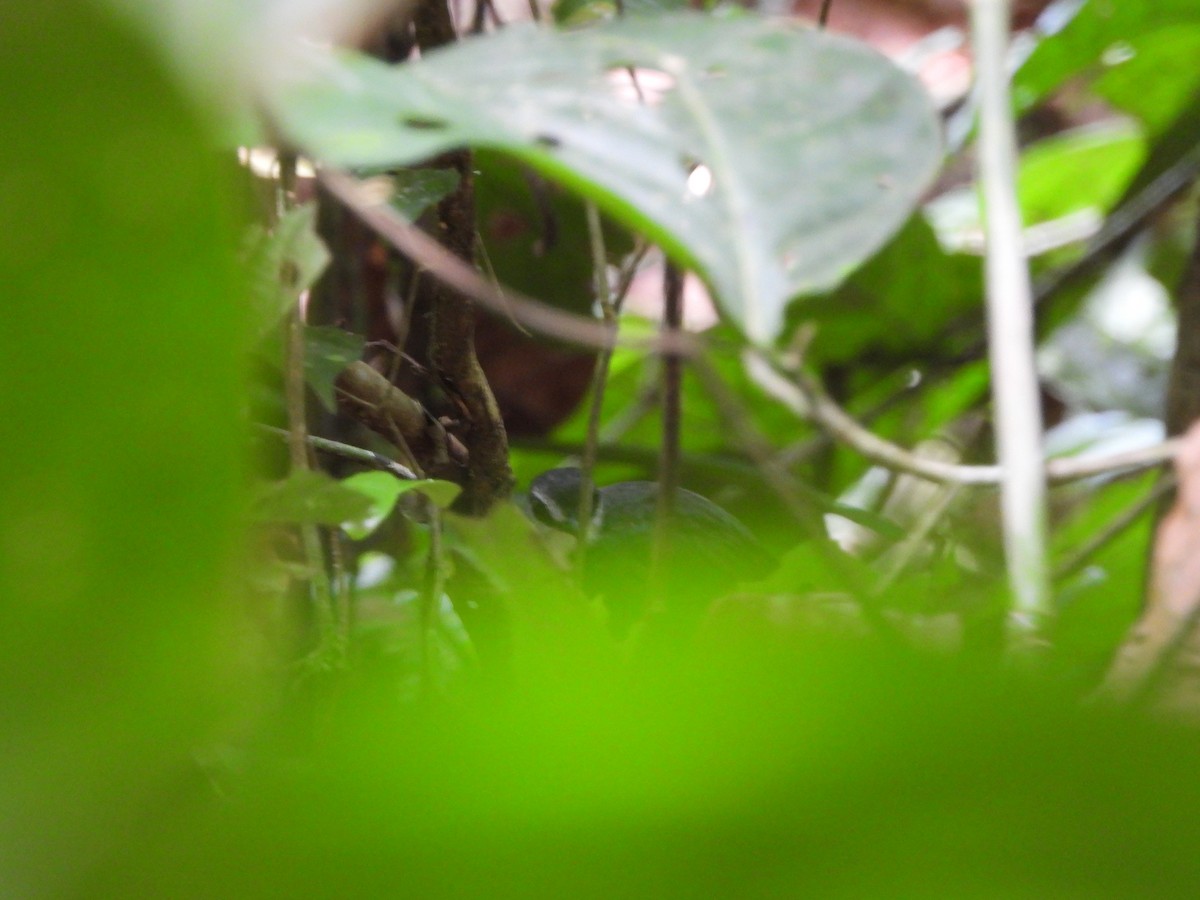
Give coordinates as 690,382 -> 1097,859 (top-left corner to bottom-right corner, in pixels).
748,350 -> 1181,487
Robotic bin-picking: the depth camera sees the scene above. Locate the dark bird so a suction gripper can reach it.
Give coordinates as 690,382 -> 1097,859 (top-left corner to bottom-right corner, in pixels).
528,467 -> 772,634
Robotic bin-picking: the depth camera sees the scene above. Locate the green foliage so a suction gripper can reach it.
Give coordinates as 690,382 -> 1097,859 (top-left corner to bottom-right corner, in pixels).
1016,0 -> 1200,130
0,1 -> 244,894
271,13 -> 942,342
1017,122 -> 1146,225
803,214 -> 981,366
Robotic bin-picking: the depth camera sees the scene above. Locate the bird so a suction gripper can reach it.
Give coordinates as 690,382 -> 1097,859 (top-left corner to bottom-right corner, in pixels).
528,467 -> 773,635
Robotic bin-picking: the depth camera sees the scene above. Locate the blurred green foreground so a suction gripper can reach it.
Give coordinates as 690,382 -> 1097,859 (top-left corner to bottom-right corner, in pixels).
4,3 -> 1200,897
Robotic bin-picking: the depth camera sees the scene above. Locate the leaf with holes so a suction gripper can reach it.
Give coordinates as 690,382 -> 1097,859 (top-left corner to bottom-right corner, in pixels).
270,12 -> 941,344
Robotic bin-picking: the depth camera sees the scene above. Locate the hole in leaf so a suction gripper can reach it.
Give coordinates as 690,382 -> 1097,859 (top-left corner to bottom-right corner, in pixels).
681,156 -> 713,198
605,65 -> 675,106
402,116 -> 449,131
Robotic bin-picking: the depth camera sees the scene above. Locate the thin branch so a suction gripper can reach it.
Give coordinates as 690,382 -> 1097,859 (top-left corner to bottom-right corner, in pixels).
752,349 -> 1182,486
576,201 -> 618,553
818,0 -> 835,28
972,0 -> 1049,633
1033,143 -> 1200,309
1054,476 -> 1177,581
277,153 -> 343,667
649,263 -> 685,613
255,423 -> 419,480
1047,442 -> 1182,484
658,263 -> 685,516
334,360 -> 466,479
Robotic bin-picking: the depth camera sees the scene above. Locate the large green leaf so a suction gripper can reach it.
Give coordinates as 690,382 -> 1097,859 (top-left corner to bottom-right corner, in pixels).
270,13 -> 942,343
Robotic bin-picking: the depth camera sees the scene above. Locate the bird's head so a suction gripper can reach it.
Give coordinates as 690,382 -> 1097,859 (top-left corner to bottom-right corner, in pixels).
528,466 -> 603,538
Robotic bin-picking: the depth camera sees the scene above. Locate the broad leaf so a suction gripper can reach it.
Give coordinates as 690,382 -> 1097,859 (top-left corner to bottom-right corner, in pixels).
340,471 -> 462,538
270,13 -> 942,343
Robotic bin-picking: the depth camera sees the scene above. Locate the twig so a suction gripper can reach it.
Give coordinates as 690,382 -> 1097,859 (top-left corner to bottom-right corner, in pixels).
658,264 -> 685,516
649,264 -> 685,612
1054,475 -> 1177,581
577,201 -> 618,552
334,360 -> 465,478
818,0 -> 835,27
276,153 -> 344,667
1033,144 -> 1200,310
754,349 -> 1182,486
971,0 -> 1050,634
254,423 -> 419,480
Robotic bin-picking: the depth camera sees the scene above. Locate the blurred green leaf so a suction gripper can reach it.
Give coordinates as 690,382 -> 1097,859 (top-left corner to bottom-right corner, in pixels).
0,2 -> 244,894
1016,0 -> 1200,124
1017,122 -> 1146,224
270,13 -> 941,342
1050,472 -> 1158,687
1112,90 -> 1200,207
1090,27 -> 1200,136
